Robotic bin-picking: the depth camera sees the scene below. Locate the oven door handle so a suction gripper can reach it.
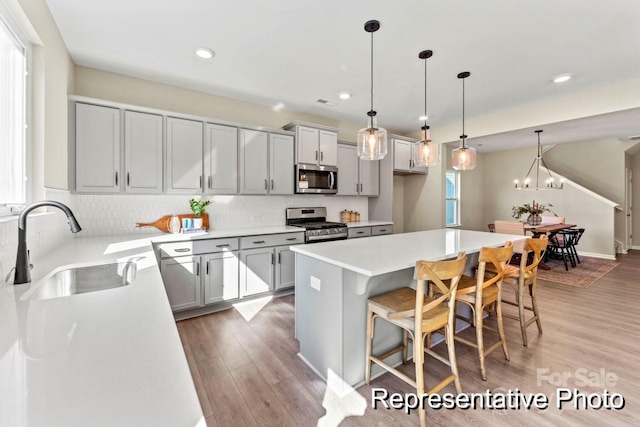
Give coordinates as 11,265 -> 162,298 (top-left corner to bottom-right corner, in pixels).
329,171 -> 335,189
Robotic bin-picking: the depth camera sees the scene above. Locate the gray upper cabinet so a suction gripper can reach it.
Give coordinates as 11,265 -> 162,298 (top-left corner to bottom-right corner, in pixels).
124,111 -> 163,193
337,143 -> 379,196
75,103 -> 121,193
166,118 -> 204,193
269,133 -> 294,195
392,136 -> 427,174
205,123 -> 238,195
239,129 -> 269,194
284,122 -> 339,167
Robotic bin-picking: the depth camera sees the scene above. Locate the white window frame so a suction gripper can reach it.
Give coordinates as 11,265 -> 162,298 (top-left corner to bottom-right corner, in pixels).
445,170 -> 460,227
0,3 -> 30,215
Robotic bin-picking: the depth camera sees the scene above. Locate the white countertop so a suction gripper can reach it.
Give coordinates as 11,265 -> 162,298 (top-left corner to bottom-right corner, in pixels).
0,233 -> 206,427
344,220 -> 393,228
291,229 -> 525,276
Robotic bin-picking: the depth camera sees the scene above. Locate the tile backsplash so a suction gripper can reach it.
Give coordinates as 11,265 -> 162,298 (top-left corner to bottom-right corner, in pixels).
0,189 -> 368,281
63,192 -> 368,237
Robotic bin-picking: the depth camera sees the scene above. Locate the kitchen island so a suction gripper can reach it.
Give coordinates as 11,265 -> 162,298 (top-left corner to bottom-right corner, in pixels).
291,228 -> 524,388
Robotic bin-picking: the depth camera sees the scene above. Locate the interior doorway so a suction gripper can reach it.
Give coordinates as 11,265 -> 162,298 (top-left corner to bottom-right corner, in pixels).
626,168 -> 632,250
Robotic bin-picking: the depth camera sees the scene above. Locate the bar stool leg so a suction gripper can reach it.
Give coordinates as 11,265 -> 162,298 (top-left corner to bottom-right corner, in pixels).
365,308 -> 374,384
415,332 -> 426,427
402,329 -> 409,363
496,289 -> 510,362
445,325 -> 463,393
518,279 -> 528,347
530,283 -> 543,333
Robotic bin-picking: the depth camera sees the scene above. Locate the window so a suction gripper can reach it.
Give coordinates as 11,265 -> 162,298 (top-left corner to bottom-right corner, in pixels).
445,170 -> 460,226
0,12 -> 28,208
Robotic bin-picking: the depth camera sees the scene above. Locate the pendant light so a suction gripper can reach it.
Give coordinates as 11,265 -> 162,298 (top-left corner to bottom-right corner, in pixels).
451,71 -> 476,170
414,49 -> 439,166
514,130 -> 564,190
357,20 -> 387,160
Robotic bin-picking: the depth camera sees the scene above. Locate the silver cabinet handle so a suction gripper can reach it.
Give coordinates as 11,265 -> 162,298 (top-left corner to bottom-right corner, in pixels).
126,172 -> 130,186
278,252 -> 281,264
271,179 -> 274,190
199,175 -> 203,189
264,179 -> 268,190
216,244 -> 230,248
208,176 -> 212,189
379,229 -> 387,232
321,151 -> 324,161
286,237 -> 298,241
174,248 -> 191,253
360,183 -> 363,192
206,261 -> 209,275
271,253 -> 274,265
115,171 -> 118,186
356,183 -> 359,192
356,231 -> 364,234
253,240 -> 266,244
196,261 -> 200,276
315,151 -> 318,161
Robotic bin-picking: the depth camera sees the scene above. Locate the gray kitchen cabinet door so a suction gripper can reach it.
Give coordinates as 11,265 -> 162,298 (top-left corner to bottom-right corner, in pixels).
75,103 -> 121,193
358,156 -> 379,196
393,138 -> 412,173
205,123 -> 238,195
239,129 -> 269,194
124,111 -> 163,193
203,251 -> 239,304
296,125 -> 319,165
319,130 -> 338,166
166,117 -> 203,193
275,246 -> 296,290
160,255 -> 202,311
269,133 -> 294,195
337,144 -> 358,196
240,247 -> 274,297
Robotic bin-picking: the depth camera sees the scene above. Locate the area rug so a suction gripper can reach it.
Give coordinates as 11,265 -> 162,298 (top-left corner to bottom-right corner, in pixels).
537,256 -> 619,288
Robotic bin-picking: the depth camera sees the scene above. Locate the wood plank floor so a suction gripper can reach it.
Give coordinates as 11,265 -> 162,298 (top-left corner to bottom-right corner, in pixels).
177,251 -> 640,426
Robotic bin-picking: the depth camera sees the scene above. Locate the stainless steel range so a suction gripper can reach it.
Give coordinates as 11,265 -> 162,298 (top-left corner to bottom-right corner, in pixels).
286,207 -> 348,243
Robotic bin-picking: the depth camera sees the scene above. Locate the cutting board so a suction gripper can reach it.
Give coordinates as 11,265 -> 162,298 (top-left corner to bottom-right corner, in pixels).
136,213 -> 210,233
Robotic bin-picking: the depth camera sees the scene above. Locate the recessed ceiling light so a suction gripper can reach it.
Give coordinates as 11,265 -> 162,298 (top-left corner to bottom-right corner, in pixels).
195,47 -> 215,59
339,92 -> 351,100
419,115 -> 428,121
553,74 -> 571,83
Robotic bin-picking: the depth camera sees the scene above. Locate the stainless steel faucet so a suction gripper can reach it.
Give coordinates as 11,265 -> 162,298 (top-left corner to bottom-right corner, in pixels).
14,200 -> 82,285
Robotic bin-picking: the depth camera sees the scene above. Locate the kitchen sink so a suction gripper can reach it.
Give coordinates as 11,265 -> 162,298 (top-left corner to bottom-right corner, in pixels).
22,260 -> 138,301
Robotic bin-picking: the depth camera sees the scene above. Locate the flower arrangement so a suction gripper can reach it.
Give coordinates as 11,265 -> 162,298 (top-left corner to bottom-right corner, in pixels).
511,200 -> 555,220
189,198 -> 211,218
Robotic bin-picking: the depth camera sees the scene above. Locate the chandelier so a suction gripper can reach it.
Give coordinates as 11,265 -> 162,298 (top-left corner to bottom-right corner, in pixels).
514,130 -> 564,190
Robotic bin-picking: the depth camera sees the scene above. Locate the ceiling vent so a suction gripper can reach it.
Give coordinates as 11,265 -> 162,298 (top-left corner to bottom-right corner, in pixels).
316,99 -> 337,107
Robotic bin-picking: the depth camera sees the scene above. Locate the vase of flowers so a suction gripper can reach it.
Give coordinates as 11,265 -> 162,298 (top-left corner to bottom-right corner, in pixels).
189,198 -> 211,229
512,201 -> 555,226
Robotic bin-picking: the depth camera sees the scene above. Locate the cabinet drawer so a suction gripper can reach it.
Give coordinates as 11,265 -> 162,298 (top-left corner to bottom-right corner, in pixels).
348,227 -> 371,239
371,225 -> 393,236
159,238 -> 239,258
241,232 -> 305,249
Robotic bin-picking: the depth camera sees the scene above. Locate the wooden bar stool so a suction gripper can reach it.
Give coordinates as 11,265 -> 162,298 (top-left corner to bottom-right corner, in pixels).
453,242 -> 514,380
498,236 -> 548,347
365,252 -> 466,427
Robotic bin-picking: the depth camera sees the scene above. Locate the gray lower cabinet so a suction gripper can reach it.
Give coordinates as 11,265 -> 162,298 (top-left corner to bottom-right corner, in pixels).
275,246 -> 296,290
160,255 -> 201,312
240,247 -> 274,297
203,251 -> 240,304
348,225 -> 393,239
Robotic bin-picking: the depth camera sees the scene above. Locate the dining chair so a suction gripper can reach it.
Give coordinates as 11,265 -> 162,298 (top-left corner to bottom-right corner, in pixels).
540,216 -> 565,225
493,236 -> 548,347
452,242 -> 513,380
493,220 -> 525,236
487,223 -> 495,233
365,252 -> 467,427
547,229 -> 578,270
570,228 -> 585,264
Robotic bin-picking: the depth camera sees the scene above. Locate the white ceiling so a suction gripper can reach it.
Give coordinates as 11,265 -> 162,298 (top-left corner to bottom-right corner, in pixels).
45,0 -> 640,150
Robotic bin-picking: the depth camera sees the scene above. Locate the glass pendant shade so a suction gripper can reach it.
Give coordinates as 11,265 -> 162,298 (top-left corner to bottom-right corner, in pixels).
414,126 -> 439,166
451,138 -> 476,170
357,113 -> 387,160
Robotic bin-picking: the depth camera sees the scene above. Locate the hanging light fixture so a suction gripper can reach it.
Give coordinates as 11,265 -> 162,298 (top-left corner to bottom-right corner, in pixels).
357,20 -> 387,160
451,71 -> 476,170
514,130 -> 564,190
414,50 -> 439,166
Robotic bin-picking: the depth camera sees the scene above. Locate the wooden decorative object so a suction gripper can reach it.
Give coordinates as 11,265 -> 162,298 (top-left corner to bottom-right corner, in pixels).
136,213 -> 210,233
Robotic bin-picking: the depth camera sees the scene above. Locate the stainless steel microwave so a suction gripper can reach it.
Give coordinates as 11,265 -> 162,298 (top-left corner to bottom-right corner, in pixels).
295,164 -> 338,194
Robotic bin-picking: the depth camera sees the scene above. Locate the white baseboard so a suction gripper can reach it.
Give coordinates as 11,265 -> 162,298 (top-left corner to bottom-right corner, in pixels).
577,251 -> 617,261
632,246 -> 640,251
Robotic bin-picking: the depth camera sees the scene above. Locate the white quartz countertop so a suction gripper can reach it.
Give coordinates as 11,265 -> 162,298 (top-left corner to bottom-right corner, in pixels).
344,220 -> 393,228
291,229 -> 525,276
